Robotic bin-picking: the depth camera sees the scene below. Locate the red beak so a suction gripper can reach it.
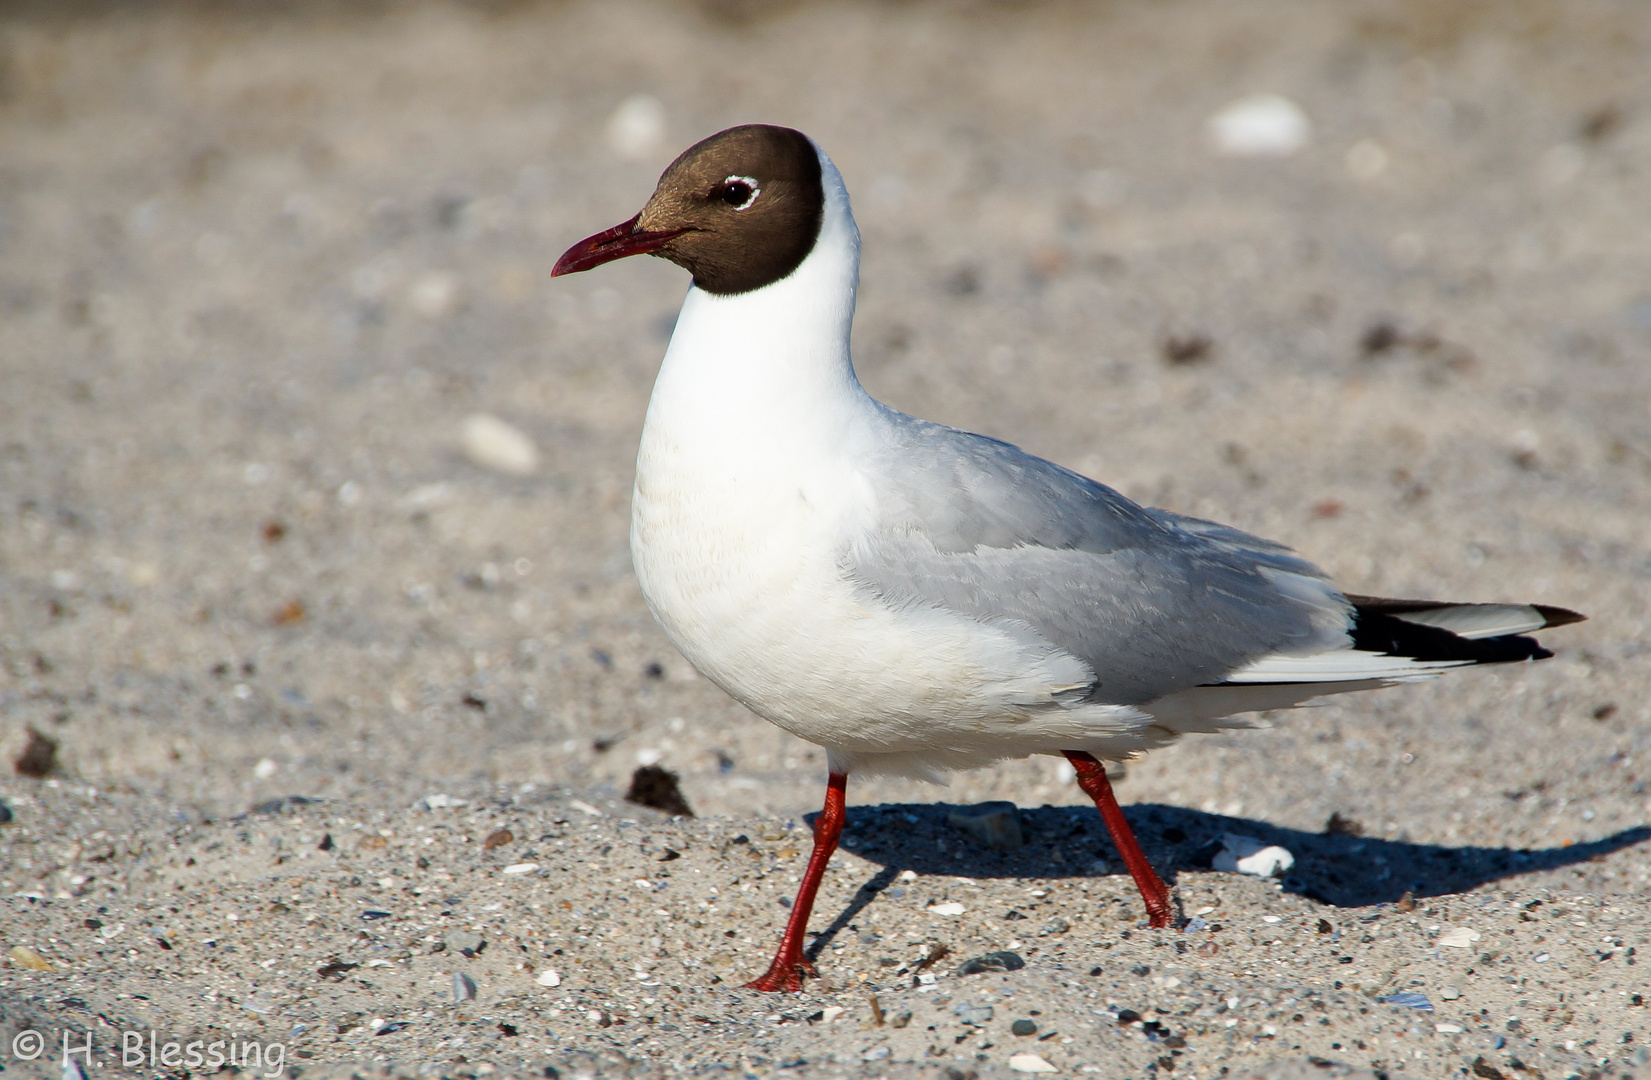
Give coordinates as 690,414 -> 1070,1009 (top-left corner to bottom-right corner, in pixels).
551,214 -> 686,277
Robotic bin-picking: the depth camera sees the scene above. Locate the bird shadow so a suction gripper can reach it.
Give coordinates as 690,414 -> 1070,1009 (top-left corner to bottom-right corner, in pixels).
803,801 -> 1651,915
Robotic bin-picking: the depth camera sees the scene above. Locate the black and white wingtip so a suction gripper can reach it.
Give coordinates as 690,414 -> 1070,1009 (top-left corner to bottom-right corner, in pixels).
1345,595 -> 1586,664
1220,595 -> 1586,686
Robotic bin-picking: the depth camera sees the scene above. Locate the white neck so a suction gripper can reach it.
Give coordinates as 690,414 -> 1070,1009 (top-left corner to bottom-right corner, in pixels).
642,148 -> 871,447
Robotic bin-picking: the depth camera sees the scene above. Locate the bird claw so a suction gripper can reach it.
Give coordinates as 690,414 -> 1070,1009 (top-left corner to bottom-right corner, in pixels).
742,957 -> 819,993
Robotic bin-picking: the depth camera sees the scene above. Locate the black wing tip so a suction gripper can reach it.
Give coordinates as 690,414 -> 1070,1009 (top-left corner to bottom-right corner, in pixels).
1349,607 -> 1557,665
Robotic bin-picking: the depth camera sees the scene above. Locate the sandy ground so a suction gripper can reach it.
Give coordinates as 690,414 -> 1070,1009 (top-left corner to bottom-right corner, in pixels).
2,0 -> 1650,1076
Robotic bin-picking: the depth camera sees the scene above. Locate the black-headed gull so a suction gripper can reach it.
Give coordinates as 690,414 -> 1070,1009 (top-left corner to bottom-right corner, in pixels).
553,124 -> 1583,992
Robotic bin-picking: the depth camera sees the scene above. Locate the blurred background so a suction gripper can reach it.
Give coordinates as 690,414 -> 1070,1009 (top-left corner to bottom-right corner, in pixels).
1,0 -> 1647,860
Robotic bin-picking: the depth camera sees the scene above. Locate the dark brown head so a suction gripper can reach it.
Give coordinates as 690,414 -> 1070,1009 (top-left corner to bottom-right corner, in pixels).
552,124 -> 825,296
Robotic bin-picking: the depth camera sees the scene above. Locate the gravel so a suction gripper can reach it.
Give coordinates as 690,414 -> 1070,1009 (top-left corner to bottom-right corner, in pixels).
3,1 -> 1649,1078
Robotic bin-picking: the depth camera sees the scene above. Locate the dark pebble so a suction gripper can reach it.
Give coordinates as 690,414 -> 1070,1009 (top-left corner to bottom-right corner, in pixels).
1011,1019 -> 1038,1037
954,950 -> 1025,976
625,764 -> 695,817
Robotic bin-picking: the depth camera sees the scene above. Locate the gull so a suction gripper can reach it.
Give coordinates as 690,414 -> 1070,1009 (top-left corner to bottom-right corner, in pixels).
552,124 -> 1584,991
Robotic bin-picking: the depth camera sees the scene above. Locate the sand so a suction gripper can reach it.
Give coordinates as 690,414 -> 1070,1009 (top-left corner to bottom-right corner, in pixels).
2,1 -> 1650,1077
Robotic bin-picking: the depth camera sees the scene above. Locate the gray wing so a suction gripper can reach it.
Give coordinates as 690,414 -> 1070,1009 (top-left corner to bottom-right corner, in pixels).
846,415 -> 1349,704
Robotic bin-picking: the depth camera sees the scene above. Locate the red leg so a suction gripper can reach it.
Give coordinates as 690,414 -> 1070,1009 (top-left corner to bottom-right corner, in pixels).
1064,751 -> 1173,928
744,771 -> 848,992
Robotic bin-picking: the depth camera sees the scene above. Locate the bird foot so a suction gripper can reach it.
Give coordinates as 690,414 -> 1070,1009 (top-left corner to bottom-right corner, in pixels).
742,956 -> 818,993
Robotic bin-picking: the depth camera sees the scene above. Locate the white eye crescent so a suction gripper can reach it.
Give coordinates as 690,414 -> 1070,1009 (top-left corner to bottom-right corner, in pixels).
719,175 -> 761,211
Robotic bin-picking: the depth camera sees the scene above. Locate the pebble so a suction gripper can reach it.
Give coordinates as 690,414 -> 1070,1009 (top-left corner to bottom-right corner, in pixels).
0,799 -> 12,823
1011,1019 -> 1038,1036
409,271 -> 461,319
1438,926 -> 1482,948
502,862 -> 539,875
460,413 -> 539,476
535,968 -> 561,987
952,1001 -> 994,1025
928,901 -> 967,916
606,94 -> 666,160
946,801 -> 1023,851
419,793 -> 468,810
8,945 -> 54,971
1212,833 -> 1295,877
1208,93 -> 1311,156
955,950 -> 1025,976
444,929 -> 484,957
1440,986 -> 1462,1001
1377,992 -> 1433,1012
1008,1052 -> 1058,1074
453,972 -> 477,1003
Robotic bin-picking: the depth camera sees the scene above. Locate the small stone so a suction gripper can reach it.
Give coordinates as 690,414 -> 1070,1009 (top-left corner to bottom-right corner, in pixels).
8,945 -> 54,971
1377,992 -> 1434,1012
1438,926 -> 1481,948
483,829 -> 514,851
253,758 -> 278,779
502,862 -> 539,875
1011,1019 -> 1038,1037
1212,833 -> 1295,877
453,972 -> 476,1003
1039,917 -> 1070,936
444,929 -> 484,957
460,413 -> 539,476
946,801 -> 1023,851
955,950 -> 1025,977
1209,93 -> 1311,156
889,1010 -> 912,1028
0,799 -> 12,823
928,901 -> 967,917
1440,986 -> 1461,1001
625,764 -> 695,817
818,1006 -> 844,1024
410,271 -> 461,319
952,1001 -> 994,1025
14,726 -> 57,778
1008,1052 -> 1058,1074
535,967 -> 561,987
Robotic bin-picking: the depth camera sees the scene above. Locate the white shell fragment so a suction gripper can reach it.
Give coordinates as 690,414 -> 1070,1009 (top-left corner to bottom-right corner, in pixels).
1209,93 -> 1311,157
1213,833 -> 1296,877
502,862 -> 539,875
461,413 -> 540,476
535,968 -> 562,987
1008,1052 -> 1059,1073
1438,927 -> 1482,948
928,901 -> 967,916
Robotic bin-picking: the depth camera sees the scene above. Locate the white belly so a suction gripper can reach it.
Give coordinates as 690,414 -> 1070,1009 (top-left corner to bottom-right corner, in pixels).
629,423 -> 1131,763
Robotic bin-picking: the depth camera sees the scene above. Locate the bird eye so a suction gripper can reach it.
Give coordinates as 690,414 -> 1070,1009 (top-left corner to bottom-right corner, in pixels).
715,176 -> 760,211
